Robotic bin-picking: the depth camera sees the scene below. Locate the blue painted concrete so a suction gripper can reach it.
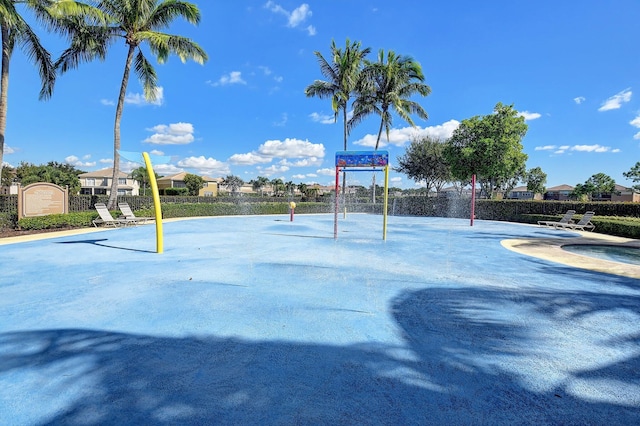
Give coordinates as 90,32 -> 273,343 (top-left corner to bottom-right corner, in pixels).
1,214 -> 639,424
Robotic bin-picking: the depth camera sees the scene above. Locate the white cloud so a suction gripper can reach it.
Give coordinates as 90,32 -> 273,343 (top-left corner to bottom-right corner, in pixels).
258,66 -> 272,75
316,168 -> 335,176
99,158 -> 112,164
288,3 -> 312,27
258,164 -> 290,176
153,163 -> 184,175
390,177 -> 402,183
178,156 -> 230,175
3,144 -> 14,154
630,116 -> 640,128
209,71 -> 246,87
64,155 -> 96,168
120,161 -> 140,173
353,119 -> 460,148
634,132 -> 640,140
228,152 -> 272,165
292,174 -> 306,179
258,138 -> 325,158
273,113 -> 288,127
125,87 -> 164,106
571,144 -> 613,153
573,96 -> 586,105
144,122 -> 195,145
279,157 -> 323,167
309,112 -> 334,124
149,149 -> 164,156
264,1 -> 314,34
538,144 -> 619,154
100,99 -> 115,106
519,111 -> 541,121
230,138 -> 325,167
598,88 -> 632,111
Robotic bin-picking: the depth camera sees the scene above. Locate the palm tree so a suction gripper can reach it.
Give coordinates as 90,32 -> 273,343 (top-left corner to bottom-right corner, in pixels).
250,175 -> 269,196
305,38 -> 370,151
305,39 -> 370,196
349,49 -> 431,202
0,0 -> 70,180
349,49 -> 431,150
55,0 -> 207,209
270,178 -> 284,197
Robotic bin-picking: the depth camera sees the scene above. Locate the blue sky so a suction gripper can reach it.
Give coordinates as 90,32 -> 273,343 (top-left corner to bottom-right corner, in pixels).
4,0 -> 640,189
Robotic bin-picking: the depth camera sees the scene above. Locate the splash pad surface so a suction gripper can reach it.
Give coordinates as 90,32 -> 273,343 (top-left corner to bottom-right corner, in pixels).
1,214 -> 639,424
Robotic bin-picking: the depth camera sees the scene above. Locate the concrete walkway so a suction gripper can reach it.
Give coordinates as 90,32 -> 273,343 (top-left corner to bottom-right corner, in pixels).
1,214 -> 638,425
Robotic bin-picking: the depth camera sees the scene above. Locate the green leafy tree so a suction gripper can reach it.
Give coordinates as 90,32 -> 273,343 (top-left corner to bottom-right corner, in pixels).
222,175 -> 244,195
443,103 -> 528,199
1,164 -> 15,187
573,173 -> 616,200
55,0 -> 208,209
349,49 -> 431,150
183,173 -> 204,196
15,161 -> 83,193
525,166 -> 547,196
623,162 -> 640,192
297,182 -> 308,199
395,136 -> 451,194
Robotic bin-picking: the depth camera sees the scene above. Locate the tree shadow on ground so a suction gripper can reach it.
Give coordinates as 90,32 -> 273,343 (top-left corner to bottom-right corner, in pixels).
1,286 -> 639,425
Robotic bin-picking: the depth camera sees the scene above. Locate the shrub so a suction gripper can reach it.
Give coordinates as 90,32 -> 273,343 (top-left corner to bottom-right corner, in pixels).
18,212 -> 96,230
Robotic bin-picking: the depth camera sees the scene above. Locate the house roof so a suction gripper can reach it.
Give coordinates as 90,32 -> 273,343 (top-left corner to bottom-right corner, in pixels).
546,184 -> 574,191
156,172 -> 218,183
78,168 -> 129,178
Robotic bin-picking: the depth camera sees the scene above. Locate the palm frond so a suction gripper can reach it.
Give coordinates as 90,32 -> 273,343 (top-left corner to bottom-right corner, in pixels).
142,31 -> 207,64
149,0 -> 201,29
133,49 -> 158,101
14,15 -> 55,100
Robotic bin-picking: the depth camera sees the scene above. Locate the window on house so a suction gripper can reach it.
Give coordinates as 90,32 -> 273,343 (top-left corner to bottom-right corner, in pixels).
118,178 -> 127,185
86,178 -> 95,186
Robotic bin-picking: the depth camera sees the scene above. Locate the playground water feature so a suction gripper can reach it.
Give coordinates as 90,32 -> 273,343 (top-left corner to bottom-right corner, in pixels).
0,213 -> 638,424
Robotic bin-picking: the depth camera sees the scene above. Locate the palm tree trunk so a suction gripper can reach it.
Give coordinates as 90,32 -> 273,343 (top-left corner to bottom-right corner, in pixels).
107,44 -> 136,209
0,24 -> 11,179
341,106 -> 347,196
372,120 -> 384,204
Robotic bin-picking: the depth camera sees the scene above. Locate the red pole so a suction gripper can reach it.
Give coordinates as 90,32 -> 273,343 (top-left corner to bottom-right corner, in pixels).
470,174 -> 476,226
334,167 -> 340,239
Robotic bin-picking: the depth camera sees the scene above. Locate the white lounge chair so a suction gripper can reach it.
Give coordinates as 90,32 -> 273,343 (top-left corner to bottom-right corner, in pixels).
553,211 -> 596,231
538,210 -> 576,228
92,203 -> 138,227
118,202 -> 155,224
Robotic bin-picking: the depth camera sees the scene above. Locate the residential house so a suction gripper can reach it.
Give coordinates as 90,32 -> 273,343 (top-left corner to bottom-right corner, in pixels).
156,172 -> 219,196
506,186 -> 543,200
78,168 -> 139,196
544,184 -> 574,201
592,184 -> 639,202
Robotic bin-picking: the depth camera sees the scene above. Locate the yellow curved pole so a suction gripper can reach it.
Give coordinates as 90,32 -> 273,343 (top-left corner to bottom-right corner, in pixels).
143,152 -> 164,253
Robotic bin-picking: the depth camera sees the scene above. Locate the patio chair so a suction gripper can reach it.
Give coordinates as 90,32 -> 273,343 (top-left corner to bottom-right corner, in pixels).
537,210 -> 576,228
553,211 -> 596,231
118,202 -> 155,224
92,203 -> 138,227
